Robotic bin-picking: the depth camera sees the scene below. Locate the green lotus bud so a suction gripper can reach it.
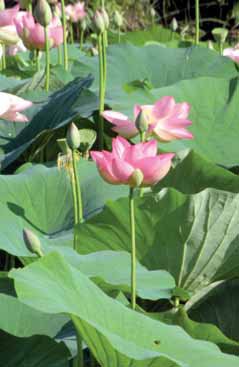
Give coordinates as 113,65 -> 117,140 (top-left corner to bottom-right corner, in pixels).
129,169 -> 144,188
23,228 -> 43,257
150,7 -> 156,18
170,17 -> 178,32
80,18 -> 87,31
93,10 -> 105,34
114,10 -> 123,28
0,28 -> 19,45
212,27 -> 228,44
135,109 -> 150,133
101,8 -> 109,29
34,0 -> 52,27
66,123 -> 81,150
207,40 -> 214,50
0,0 -> 5,11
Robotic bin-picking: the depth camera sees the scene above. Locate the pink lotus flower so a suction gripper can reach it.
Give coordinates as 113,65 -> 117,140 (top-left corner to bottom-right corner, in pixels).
0,92 -> 32,122
65,2 -> 86,23
102,96 -> 193,142
14,12 -> 63,50
0,4 -> 19,27
91,136 -> 174,187
223,45 -> 239,64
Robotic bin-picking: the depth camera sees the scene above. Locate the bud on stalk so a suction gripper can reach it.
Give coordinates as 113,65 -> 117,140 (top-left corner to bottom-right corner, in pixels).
67,123 -> 81,150
93,10 -> 105,34
34,0 -> 52,27
23,228 -> 44,257
101,8 -> 109,30
114,10 -> 123,28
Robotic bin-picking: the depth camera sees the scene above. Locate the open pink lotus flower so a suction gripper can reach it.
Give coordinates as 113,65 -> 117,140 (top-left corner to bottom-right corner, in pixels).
102,96 -> 193,142
91,136 -> 174,187
0,92 -> 32,122
14,12 -> 63,50
223,45 -> 239,64
0,4 -> 19,27
65,2 -> 86,23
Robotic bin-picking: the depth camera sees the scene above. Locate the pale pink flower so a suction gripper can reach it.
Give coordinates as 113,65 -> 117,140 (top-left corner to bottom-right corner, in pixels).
7,39 -> 27,56
0,92 -> 32,122
0,4 -> 19,27
223,45 -> 239,64
14,12 -> 63,50
102,96 -> 193,142
65,2 -> 86,23
91,136 -> 174,187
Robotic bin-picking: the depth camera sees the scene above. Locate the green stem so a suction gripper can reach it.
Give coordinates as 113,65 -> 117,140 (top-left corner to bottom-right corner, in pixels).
73,328 -> 84,366
57,45 -> 62,65
2,44 -> 6,69
71,149 -> 83,250
195,0 -> 200,45
139,132 -> 145,198
44,26 -> 50,92
102,31 -> 107,101
118,27 -> 121,43
80,30 -> 84,50
219,42 -> 223,55
36,50 -> 40,72
28,2 -> 32,13
97,33 -> 105,150
72,149 -> 83,225
61,0 -> 69,70
69,22 -> 74,44
129,187 -> 136,310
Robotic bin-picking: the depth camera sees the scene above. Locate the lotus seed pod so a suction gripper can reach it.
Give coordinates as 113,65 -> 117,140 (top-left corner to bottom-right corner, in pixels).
170,17 -> 178,32
93,10 -> 105,34
0,0 -> 5,10
23,228 -> 44,257
135,109 -> 150,133
129,169 -> 144,188
66,123 -> 81,150
101,8 -> 109,29
34,0 -> 53,27
114,10 -> 123,28
212,27 -> 228,44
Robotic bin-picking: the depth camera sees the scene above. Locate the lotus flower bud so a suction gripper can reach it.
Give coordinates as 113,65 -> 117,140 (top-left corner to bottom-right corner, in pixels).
135,109 -> 150,133
80,18 -> 87,31
23,228 -> 44,257
0,0 -> 5,11
170,17 -> 178,32
150,7 -> 156,18
66,123 -> 81,150
34,0 -> 53,27
208,40 -> 214,50
114,10 -> 123,28
101,8 -> 109,29
129,169 -> 144,188
93,10 -> 105,34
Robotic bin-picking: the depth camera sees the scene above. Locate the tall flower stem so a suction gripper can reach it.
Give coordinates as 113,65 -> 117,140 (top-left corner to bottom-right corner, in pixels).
118,26 -> 121,43
80,29 -> 84,50
71,149 -> 84,366
69,22 -> 74,43
2,44 -> 6,69
57,45 -> 62,64
195,0 -> 200,45
60,0 -> 69,70
36,50 -> 40,71
97,33 -> 105,150
44,26 -> 50,91
129,187 -> 136,310
102,32 -> 107,100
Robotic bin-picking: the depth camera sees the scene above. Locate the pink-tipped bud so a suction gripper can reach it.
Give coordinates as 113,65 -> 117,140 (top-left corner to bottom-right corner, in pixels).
66,122 -> 81,150
23,228 -> 44,257
129,169 -> 144,188
34,0 -> 53,27
93,10 -> 105,34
